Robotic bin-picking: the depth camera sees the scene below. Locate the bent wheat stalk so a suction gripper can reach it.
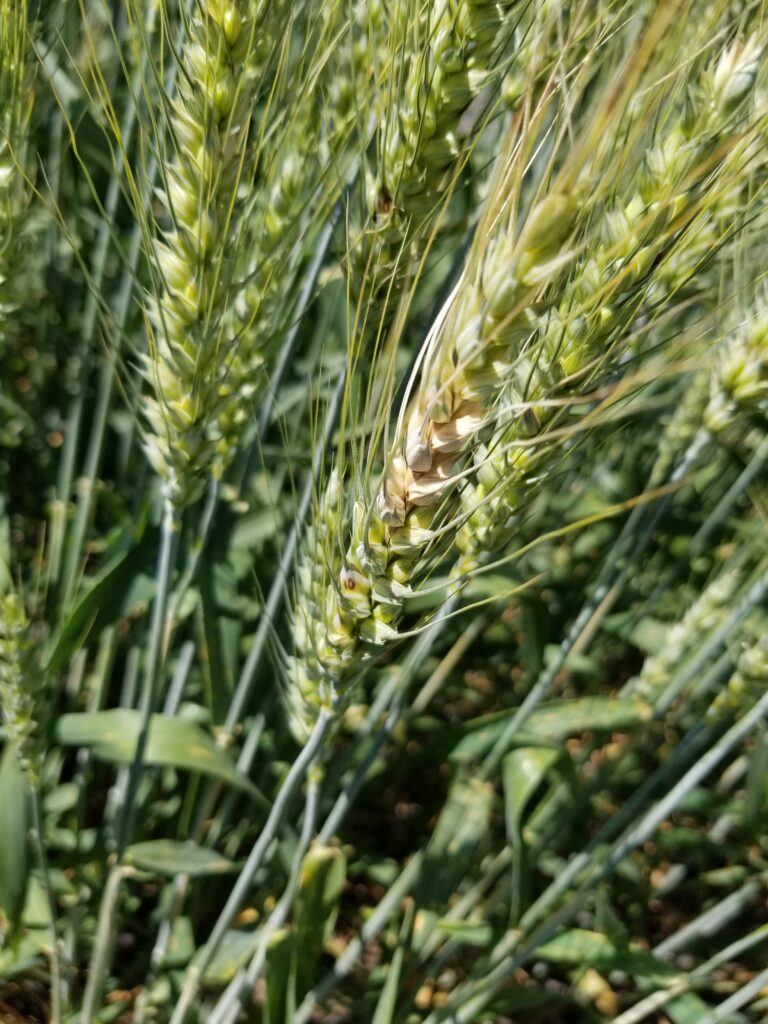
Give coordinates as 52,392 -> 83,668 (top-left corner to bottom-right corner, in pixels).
287,22 -> 767,739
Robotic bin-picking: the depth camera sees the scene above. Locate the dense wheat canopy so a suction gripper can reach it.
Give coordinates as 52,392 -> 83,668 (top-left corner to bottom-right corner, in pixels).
0,1 -> 767,1022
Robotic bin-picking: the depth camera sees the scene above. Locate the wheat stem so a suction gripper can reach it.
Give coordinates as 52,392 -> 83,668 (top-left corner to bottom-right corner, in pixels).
209,769 -> 322,1024
30,790 -> 63,1022
114,501 -> 179,855
169,707 -> 333,1024
79,865 -> 127,1024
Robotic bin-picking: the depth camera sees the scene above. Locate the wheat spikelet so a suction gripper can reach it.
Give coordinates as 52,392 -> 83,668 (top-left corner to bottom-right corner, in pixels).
215,5 -> 363,470
0,594 -> 43,785
215,119 -> 317,464
628,570 -> 742,702
351,0 -> 556,326
711,628 -> 768,714
141,0 -> 263,508
705,299 -> 768,434
287,182 -> 583,736
650,371 -> 712,485
642,294 -> 767,495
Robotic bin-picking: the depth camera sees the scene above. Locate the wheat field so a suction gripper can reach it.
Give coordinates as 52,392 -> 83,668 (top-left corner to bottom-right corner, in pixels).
0,0 -> 767,1021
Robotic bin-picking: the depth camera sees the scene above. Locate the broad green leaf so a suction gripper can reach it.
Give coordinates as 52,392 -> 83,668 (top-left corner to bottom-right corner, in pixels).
294,845 -> 347,998
165,916 -> 196,968
504,746 -> 563,924
231,509 -> 283,551
0,926 -> 53,978
405,577 -> 452,613
46,532 -> 156,672
416,777 -> 493,916
536,929 -> 678,984
265,928 -> 296,1024
23,876 -> 57,928
198,556 -> 235,721
55,710 -> 260,799
372,900 -> 414,1024
536,928 -> 616,963
0,497 -> 11,591
464,572 -> 526,601
0,745 -> 29,929
451,698 -> 650,763
199,929 -> 259,985
503,747 -> 561,837
125,840 -> 236,877
546,647 -> 600,676
666,991 -> 720,1024
371,941 -> 405,1024
604,612 -> 670,653
435,920 -> 493,947
43,782 -> 80,816
486,986 -> 569,1014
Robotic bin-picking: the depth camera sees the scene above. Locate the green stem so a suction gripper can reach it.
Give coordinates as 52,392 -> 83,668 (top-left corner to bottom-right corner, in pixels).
79,865 -> 126,1024
116,499 -> 179,855
225,370 -> 347,733
167,479 -> 219,627
209,768 -> 322,1024
169,707 -> 333,1024
80,503 -> 179,1021
30,789 -> 63,1022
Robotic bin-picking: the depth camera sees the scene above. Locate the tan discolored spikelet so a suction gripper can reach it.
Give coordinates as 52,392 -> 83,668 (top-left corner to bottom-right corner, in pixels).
287,24 -> 768,739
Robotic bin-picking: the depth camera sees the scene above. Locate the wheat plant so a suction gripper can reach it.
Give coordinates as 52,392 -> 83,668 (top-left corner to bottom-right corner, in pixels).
0,2 -> 767,1023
